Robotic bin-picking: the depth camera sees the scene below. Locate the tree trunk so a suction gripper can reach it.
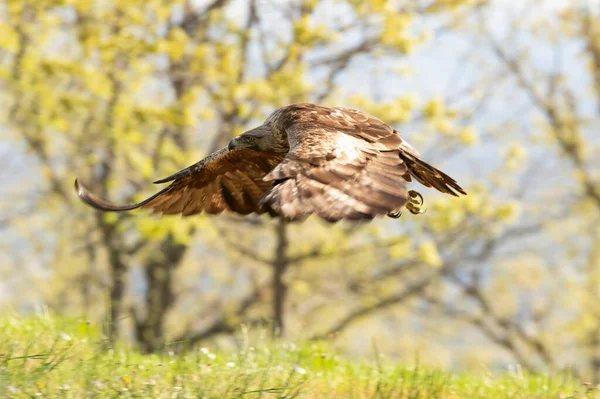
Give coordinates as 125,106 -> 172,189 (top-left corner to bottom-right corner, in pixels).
108,257 -> 127,342
589,324 -> 600,384
96,213 -> 128,344
134,237 -> 187,353
272,218 -> 289,337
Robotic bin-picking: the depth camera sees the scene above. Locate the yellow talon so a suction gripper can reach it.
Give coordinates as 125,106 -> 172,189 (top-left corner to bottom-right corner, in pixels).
387,210 -> 402,218
407,191 -> 426,215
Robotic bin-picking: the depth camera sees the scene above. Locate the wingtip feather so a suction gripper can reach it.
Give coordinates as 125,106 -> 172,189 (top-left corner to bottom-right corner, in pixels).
74,178 -> 88,200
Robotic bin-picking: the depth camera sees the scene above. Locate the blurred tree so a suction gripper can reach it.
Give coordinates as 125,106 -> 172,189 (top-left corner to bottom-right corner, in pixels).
0,0 -> 479,352
408,0 -> 600,379
5,0 -> 600,378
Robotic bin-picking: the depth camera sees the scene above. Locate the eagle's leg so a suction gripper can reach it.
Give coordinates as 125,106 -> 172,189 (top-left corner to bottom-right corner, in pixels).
406,190 -> 426,215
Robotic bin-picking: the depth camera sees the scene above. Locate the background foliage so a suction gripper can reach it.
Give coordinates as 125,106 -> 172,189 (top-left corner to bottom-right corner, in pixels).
0,0 -> 599,384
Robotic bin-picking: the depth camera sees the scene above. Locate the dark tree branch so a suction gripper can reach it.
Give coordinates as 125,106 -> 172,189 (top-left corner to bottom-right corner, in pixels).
448,274 -> 553,367
312,220 -> 542,340
313,36 -> 379,103
172,280 -> 268,346
272,218 -> 289,337
311,264 -> 452,341
429,295 -> 537,371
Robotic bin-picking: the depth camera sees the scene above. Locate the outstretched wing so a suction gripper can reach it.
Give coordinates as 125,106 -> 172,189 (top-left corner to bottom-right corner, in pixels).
75,148 -> 284,216
261,105 -> 413,222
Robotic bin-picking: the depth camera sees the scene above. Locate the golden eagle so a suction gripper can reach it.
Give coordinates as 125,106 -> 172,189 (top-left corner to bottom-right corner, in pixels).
75,103 -> 466,222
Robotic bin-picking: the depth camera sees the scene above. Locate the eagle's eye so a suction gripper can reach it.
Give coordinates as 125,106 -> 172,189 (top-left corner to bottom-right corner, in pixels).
246,136 -> 257,144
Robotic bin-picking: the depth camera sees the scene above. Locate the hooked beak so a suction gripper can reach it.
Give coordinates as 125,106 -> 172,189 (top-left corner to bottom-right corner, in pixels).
228,137 -> 239,151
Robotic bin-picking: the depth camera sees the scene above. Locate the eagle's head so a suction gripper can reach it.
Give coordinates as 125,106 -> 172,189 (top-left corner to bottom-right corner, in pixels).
228,122 -> 289,154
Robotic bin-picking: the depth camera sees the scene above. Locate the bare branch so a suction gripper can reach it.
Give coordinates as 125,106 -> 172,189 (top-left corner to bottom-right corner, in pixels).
485,28 -> 600,208
311,264 -> 451,340
172,280 -> 268,346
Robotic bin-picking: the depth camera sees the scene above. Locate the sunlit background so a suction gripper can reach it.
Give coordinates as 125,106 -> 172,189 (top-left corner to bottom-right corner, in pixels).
1,0 -> 599,380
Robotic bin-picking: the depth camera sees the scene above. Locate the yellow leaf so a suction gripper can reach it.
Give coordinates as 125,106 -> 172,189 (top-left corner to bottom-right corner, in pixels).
389,240 -> 411,259
419,241 -> 443,267
104,213 -> 118,224
0,24 -> 19,52
292,280 -> 311,295
459,126 -> 478,145
424,98 -> 445,119
496,201 -> 521,223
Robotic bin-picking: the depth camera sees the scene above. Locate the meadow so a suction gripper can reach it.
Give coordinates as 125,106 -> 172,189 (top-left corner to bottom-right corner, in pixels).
0,315 -> 595,399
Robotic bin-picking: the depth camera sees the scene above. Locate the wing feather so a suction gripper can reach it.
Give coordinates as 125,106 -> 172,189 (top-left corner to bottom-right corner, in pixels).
260,104 -> 466,222
261,110 -> 410,222
75,148 -> 285,217
398,140 -> 467,197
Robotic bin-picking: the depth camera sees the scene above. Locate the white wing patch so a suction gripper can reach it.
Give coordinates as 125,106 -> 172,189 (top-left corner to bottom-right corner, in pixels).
333,133 -> 365,162
329,109 -> 357,125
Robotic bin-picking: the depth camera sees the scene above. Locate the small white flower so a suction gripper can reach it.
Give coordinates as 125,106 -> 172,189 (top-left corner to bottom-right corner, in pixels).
200,347 -> 210,355
60,332 -> 72,341
226,362 -> 235,367
294,365 -> 307,375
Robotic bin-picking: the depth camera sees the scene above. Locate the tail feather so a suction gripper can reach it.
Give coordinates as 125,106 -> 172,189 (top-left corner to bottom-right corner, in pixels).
398,151 -> 467,197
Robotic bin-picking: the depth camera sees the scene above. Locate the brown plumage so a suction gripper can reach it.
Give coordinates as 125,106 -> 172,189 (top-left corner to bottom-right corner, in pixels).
75,103 -> 466,222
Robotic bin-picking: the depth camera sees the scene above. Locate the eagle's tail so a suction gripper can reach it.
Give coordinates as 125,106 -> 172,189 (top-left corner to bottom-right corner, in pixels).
398,141 -> 467,197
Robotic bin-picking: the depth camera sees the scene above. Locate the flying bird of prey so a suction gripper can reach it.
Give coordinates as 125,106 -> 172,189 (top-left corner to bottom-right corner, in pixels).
75,103 -> 466,222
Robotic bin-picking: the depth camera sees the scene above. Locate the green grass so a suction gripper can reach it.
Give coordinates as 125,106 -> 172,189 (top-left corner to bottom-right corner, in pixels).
0,315 -> 596,398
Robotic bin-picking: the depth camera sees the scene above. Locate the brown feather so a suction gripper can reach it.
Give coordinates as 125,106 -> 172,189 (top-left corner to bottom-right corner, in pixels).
259,104 -> 466,221
398,144 -> 466,197
261,110 -> 410,221
75,148 -> 284,217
